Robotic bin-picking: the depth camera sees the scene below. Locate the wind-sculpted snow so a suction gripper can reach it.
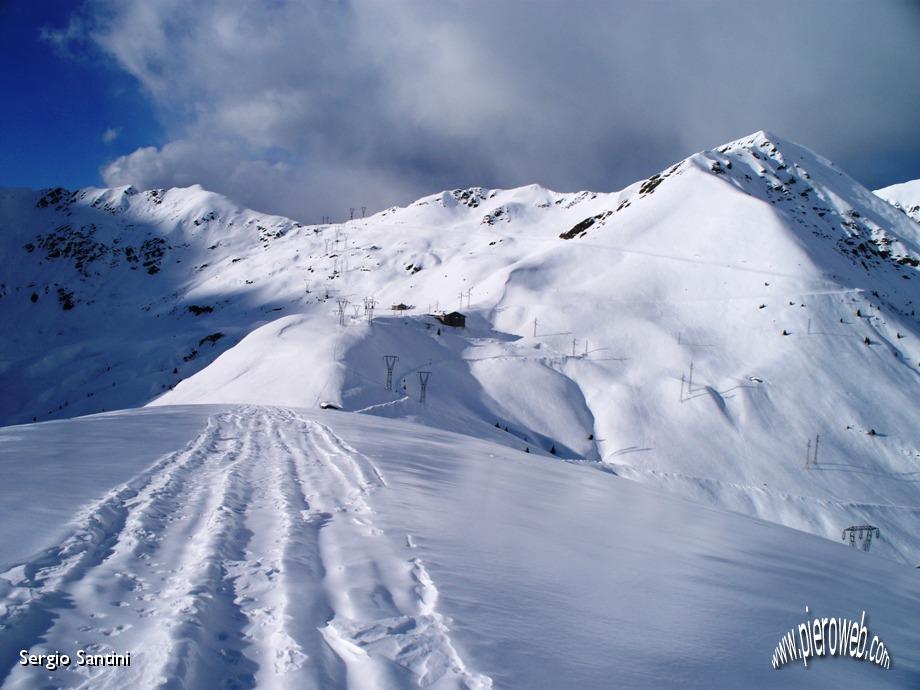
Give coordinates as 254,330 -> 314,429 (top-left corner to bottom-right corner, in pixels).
0,407 -> 490,689
2,129 -> 919,572
0,407 -> 918,688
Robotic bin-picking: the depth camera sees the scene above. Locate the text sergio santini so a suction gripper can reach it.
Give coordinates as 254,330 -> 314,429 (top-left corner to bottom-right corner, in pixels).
20,648 -> 130,671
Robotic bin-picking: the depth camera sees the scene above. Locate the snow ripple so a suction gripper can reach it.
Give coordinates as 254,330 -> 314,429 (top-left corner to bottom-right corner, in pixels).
0,407 -> 490,689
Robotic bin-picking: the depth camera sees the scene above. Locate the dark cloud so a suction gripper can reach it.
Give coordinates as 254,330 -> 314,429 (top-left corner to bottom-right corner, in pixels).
55,0 -> 920,220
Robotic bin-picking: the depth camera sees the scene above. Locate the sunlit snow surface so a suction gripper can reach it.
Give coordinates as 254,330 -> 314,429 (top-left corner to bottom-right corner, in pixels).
2,131 -> 920,687
875,179 -> 920,223
0,406 -> 918,689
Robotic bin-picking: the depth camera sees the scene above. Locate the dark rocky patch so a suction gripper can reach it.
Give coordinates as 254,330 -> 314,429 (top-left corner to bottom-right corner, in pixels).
560,211 -> 613,240
451,188 -> 487,208
198,332 -> 225,346
35,187 -> 74,210
33,224 -> 108,277
57,288 -> 75,310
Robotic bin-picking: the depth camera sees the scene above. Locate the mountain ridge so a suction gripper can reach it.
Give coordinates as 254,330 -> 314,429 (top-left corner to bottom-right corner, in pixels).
875,178 -> 920,224
2,130 -> 919,565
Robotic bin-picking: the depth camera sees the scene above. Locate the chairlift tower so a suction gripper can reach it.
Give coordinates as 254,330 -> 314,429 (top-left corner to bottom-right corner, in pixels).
383,355 -> 398,391
364,297 -> 377,323
842,525 -> 880,552
418,371 -> 431,404
336,298 -> 349,326
804,433 -> 820,469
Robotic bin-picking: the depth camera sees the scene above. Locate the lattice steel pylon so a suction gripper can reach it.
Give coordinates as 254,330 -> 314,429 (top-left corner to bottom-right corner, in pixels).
364,297 -> 377,323
842,525 -> 880,552
336,298 -> 349,326
418,371 -> 431,404
383,355 -> 398,391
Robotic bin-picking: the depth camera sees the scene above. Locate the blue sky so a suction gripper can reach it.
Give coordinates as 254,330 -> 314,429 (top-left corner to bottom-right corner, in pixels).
0,0 -> 159,189
2,0 -> 919,221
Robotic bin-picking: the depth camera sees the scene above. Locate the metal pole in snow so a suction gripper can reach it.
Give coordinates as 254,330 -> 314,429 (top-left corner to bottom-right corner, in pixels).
418,371 -> 431,404
383,355 -> 398,391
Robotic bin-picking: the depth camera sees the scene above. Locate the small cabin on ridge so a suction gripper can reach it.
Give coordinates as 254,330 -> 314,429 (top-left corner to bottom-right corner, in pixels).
433,311 -> 466,328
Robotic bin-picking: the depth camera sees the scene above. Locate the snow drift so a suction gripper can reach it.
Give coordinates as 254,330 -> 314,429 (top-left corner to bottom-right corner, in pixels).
1,130 -> 920,687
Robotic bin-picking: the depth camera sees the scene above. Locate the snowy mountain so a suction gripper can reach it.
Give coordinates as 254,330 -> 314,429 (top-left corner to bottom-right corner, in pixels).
876,178 -> 920,223
2,130 -> 920,687
0,184 -> 305,425
2,130 -> 918,559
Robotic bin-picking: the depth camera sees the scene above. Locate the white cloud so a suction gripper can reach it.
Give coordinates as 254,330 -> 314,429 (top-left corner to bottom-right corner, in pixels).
102,139 -> 415,222
40,15 -> 88,58
101,127 -> 120,144
72,0 -> 920,221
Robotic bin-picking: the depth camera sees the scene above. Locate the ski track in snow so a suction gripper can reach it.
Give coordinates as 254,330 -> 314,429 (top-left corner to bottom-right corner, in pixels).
0,407 -> 491,690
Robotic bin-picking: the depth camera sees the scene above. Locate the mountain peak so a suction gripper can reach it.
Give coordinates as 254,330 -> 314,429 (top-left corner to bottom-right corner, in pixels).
3,132 -> 920,574
875,179 -> 920,224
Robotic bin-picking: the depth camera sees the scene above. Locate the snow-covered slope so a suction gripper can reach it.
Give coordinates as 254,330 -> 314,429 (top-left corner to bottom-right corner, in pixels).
3,130 -> 920,687
2,130 -> 919,570
1,405 -> 917,689
148,131 -> 920,566
0,184 -> 306,425
876,178 -> 920,224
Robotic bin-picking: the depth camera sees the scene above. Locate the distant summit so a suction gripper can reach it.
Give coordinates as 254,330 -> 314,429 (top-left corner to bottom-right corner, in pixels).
2,130 -> 919,565
875,178 -> 920,225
